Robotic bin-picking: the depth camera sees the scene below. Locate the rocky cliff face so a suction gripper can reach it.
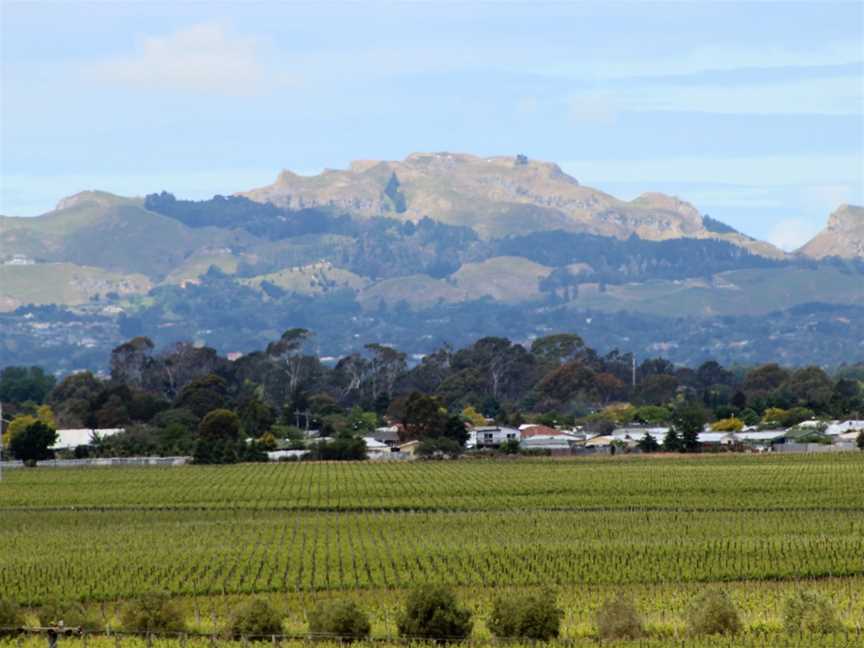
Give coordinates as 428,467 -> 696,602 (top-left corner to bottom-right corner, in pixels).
238,152 -> 784,257
798,205 -> 864,259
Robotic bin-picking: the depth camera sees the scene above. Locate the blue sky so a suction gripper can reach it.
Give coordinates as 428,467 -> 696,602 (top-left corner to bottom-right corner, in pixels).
2,1 -> 862,249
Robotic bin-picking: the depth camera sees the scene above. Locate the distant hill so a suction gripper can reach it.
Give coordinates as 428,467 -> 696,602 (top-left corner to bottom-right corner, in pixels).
239,152 -> 785,258
0,153 -> 862,370
798,204 -> 864,260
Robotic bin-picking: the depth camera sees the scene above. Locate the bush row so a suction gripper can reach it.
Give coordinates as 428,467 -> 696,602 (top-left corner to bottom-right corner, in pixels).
1,587 -> 844,641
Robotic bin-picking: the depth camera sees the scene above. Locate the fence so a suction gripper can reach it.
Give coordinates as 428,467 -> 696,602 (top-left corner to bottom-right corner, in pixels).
0,457 -> 190,470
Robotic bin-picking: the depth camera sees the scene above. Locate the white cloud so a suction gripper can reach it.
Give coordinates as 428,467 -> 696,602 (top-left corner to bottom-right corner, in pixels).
767,218 -> 823,252
86,23 -> 276,95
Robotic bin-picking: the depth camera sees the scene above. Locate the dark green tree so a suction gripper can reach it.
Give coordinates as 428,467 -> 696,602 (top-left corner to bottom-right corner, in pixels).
673,404 -> 706,452
397,584 -> 472,642
9,420 -> 56,464
662,428 -> 682,452
487,589 -> 562,640
636,433 -> 660,453
308,599 -> 371,641
193,409 -> 242,464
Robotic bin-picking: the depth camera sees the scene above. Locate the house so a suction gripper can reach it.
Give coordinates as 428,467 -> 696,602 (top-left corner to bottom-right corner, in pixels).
519,424 -> 565,438
697,432 -> 738,446
372,426 -> 402,446
469,426 -> 520,449
266,449 -> 309,461
520,435 -> 572,454
736,430 -> 787,450
362,436 -> 393,459
584,434 -> 613,448
825,420 -> 864,436
398,440 -> 421,458
613,427 -> 669,446
51,428 -> 124,451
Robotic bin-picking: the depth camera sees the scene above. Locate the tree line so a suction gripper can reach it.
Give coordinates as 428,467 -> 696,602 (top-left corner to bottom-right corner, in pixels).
1,330 -> 862,462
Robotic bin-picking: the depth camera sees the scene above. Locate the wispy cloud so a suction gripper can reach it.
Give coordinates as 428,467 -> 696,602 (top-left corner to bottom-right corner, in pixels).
85,23 -> 280,95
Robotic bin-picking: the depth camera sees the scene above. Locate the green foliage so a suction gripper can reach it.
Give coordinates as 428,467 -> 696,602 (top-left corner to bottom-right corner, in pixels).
636,433 -> 660,452
673,404 -> 706,452
417,437 -> 464,458
662,428 -> 682,452
39,598 -> 99,630
224,598 -> 283,639
0,366 -> 55,404
857,430 -> 864,451
686,590 -> 742,636
711,417 -> 744,432
397,584 -> 472,641
308,599 -> 371,641
120,593 -> 185,633
595,593 -> 645,641
0,598 -> 22,628
308,436 -> 367,461
499,438 -> 521,454
487,589 -> 562,640
633,405 -> 671,424
782,590 -> 841,634
194,409 -> 241,464
9,420 -> 56,463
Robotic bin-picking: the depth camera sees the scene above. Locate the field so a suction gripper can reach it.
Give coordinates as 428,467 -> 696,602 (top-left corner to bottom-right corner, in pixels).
1,454 -> 864,646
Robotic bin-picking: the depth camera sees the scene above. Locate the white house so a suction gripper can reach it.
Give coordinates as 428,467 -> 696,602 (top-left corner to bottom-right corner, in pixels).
362,436 -> 393,458
468,426 -> 520,449
825,421 -> 864,436
697,431 -> 738,446
51,428 -> 124,450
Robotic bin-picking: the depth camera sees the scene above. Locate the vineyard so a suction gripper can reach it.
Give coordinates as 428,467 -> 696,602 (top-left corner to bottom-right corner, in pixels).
1,454 -> 863,645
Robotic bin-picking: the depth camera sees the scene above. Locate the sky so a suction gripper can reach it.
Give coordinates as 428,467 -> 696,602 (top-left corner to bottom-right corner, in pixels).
1,1 -> 862,250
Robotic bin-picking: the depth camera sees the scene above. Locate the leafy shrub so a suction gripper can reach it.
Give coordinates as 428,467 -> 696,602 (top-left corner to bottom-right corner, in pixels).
120,593 -> 185,633
308,599 -> 370,641
39,599 -> 99,630
225,599 -> 283,639
686,590 -> 741,636
595,593 -> 645,641
0,599 -> 22,629
782,590 -> 841,634
487,589 -> 562,640
397,584 -> 472,642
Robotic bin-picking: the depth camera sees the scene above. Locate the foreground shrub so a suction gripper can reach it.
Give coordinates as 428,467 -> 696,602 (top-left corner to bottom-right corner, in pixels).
595,593 -> 645,641
0,599 -> 23,630
783,590 -> 841,634
39,599 -> 99,630
686,590 -> 741,636
121,593 -> 185,633
397,584 -> 472,642
488,589 -> 562,640
308,599 -> 370,641
225,599 -> 283,639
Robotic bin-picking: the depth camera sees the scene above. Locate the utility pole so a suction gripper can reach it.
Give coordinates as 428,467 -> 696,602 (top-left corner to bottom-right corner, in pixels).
631,355 -> 636,388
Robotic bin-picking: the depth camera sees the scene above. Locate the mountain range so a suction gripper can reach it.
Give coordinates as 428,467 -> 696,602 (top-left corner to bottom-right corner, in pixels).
1,152 -> 862,370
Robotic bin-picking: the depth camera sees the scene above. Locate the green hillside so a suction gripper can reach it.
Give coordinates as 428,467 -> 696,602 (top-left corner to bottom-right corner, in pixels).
0,263 -> 151,311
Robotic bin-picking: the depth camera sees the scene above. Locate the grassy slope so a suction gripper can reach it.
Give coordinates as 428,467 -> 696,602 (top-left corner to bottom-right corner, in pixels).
241,262 -> 368,295
0,263 -> 152,311
569,267 -> 864,317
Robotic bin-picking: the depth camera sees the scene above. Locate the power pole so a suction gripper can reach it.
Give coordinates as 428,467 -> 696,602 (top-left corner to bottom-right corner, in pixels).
631,355 -> 636,388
